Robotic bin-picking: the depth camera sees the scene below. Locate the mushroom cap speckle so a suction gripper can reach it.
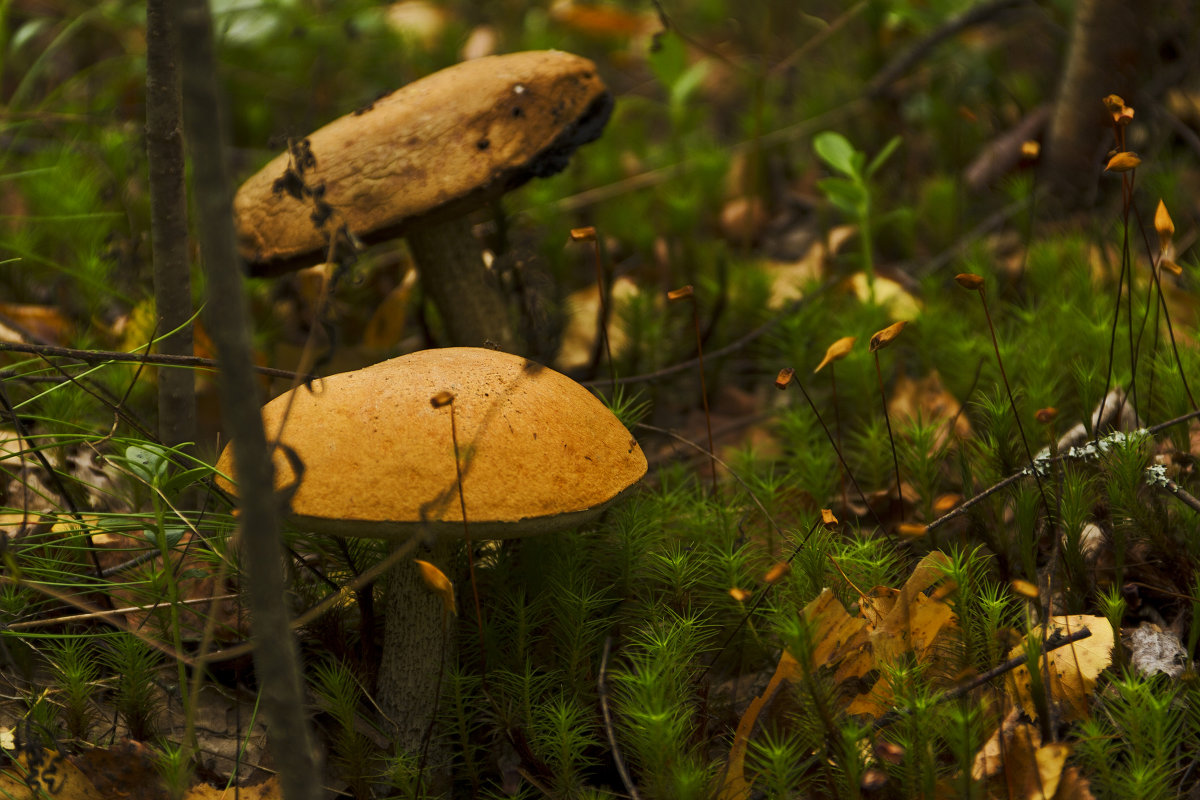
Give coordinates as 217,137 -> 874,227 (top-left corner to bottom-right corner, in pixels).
235,50 -> 612,272
216,348 -> 646,539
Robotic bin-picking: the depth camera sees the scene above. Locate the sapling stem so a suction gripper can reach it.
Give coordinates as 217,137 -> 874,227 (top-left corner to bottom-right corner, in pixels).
669,285 -> 718,497
869,322 -> 908,522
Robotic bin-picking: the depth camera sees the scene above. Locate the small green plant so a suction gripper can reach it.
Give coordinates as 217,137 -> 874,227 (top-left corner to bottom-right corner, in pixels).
153,740 -> 193,800
813,130 -> 902,304
103,633 -> 163,740
1076,673 -> 1185,800
611,609 -> 714,799
47,636 -> 100,740
311,658 -> 384,800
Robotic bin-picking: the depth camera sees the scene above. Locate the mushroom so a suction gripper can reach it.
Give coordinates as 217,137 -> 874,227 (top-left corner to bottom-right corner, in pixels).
234,51 -> 613,353
215,347 -> 646,768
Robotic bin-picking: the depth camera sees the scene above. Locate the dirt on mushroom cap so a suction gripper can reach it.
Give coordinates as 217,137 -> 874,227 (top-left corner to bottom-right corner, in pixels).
234,50 -> 612,271
216,347 -> 647,539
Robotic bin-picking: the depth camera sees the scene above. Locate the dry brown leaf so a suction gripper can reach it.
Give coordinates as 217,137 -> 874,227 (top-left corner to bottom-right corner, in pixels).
185,776 -> 282,800
971,712 -> 1070,800
887,370 -> 973,444
849,273 -> 922,319
385,1 -> 449,47
0,747 -> 106,800
720,650 -> 801,800
719,196 -> 767,243
362,268 -> 417,350
0,303 -> 73,345
549,0 -> 659,38
1055,765 -> 1097,800
972,707 -> 1031,780
765,246 -> 826,305
1007,615 -> 1113,723
557,276 -> 639,370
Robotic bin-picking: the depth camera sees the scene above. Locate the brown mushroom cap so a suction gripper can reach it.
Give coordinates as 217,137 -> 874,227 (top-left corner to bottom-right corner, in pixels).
234,50 -> 613,272
216,347 -> 646,538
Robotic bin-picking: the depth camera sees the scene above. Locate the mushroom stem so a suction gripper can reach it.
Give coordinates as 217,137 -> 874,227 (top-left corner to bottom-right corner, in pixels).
377,537 -> 457,778
408,216 -> 518,352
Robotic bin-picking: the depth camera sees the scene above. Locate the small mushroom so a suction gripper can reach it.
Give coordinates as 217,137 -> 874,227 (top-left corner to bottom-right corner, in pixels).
234,51 -> 613,352
215,347 -> 646,767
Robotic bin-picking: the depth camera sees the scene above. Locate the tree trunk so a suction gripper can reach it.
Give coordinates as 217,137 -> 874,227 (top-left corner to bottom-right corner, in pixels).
176,2 -> 321,798
1043,0 -> 1153,209
145,0 -> 196,452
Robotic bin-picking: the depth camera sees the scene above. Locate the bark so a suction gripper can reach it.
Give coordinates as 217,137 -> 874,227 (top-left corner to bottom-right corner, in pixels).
176,3 -> 321,799
375,537 -> 457,787
407,216 -> 519,352
1043,0 -> 1152,209
145,0 -> 196,451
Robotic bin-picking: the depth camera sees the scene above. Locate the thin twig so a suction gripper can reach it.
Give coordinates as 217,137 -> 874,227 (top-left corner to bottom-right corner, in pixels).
866,0 -> 1029,97
871,626 -> 1092,731
928,407 -> 1200,531
5,593 -> 239,630
1156,478 -> 1200,516
599,637 -> 642,800
0,340 -> 312,382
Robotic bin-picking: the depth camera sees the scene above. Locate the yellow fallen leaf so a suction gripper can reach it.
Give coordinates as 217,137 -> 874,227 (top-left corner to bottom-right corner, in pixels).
720,650 -> 800,800
1007,615 -> 1113,722
849,273 -> 922,319
362,268 -> 417,350
0,747 -> 106,800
